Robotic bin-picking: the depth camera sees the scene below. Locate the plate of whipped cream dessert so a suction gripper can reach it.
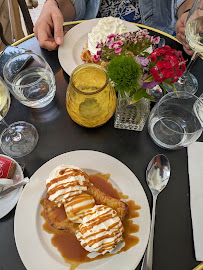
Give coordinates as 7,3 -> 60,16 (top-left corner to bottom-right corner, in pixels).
58,17 -> 140,76
14,150 -> 150,270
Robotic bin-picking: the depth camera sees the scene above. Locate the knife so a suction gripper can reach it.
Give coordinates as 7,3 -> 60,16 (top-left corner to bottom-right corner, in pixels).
0,177 -> 30,199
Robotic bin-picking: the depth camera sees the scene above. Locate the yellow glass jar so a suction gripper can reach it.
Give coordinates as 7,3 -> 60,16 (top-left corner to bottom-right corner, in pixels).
66,64 -> 116,128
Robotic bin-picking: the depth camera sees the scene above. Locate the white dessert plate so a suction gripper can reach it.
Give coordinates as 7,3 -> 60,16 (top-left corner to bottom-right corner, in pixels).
14,150 -> 150,270
58,18 -> 140,76
0,154 -> 24,219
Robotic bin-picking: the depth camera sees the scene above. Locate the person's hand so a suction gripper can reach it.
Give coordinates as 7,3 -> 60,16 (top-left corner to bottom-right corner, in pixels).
33,0 -> 64,50
175,12 -> 194,55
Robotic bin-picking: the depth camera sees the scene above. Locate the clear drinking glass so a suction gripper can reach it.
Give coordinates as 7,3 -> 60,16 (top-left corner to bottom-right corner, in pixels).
166,0 -> 203,94
0,77 -> 38,158
3,52 -> 56,108
148,92 -> 203,150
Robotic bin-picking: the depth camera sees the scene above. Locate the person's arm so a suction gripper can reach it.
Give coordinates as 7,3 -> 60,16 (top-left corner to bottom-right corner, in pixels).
55,0 -> 76,21
175,0 -> 195,55
177,0 -> 194,17
33,0 -> 75,50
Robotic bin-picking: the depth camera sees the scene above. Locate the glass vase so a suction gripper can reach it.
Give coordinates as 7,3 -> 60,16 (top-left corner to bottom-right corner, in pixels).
114,92 -> 151,131
66,64 -> 116,128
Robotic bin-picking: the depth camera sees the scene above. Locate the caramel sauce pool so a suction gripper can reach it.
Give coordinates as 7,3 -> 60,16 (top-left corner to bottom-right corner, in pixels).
41,173 -> 141,269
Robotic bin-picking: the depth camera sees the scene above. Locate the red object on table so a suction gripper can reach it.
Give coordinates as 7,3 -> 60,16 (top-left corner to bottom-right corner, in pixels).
0,156 -> 16,179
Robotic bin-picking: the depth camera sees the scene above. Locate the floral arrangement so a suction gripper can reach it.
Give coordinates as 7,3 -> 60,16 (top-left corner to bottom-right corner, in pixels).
93,29 -> 186,102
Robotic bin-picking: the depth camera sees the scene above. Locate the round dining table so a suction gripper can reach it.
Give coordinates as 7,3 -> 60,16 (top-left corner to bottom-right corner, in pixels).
0,21 -> 203,270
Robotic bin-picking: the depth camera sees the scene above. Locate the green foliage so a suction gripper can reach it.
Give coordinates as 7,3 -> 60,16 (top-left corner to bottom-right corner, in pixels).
132,88 -> 155,102
106,56 -> 142,97
126,37 -> 153,57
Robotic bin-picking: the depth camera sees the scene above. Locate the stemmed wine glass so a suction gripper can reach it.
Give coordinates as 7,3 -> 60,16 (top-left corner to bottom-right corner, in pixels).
0,77 -> 38,158
167,0 -> 203,94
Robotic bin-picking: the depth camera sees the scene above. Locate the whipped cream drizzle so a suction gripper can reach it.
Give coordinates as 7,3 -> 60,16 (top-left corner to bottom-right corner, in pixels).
76,205 -> 124,254
64,193 -> 95,223
88,16 -> 129,55
46,165 -> 88,206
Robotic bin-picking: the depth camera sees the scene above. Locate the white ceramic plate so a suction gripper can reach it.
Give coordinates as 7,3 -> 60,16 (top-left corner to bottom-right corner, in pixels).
58,18 -> 140,76
0,154 -> 24,219
14,150 -> 150,270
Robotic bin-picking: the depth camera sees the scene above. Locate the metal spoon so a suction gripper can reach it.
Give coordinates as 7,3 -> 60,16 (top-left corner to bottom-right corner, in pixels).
0,177 -> 30,199
141,154 -> 170,270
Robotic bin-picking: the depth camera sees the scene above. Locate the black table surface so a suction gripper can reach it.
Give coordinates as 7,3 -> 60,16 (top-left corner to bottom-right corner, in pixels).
0,23 -> 203,270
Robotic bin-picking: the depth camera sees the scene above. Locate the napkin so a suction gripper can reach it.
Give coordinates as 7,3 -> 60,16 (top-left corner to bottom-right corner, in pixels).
187,141 -> 203,261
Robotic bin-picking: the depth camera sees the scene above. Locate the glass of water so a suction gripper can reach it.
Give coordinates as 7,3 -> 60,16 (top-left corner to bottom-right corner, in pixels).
3,52 -> 56,108
148,92 -> 203,150
0,77 -> 38,158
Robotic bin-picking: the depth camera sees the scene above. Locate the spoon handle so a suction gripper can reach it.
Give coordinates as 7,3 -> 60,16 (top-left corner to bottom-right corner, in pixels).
141,194 -> 157,270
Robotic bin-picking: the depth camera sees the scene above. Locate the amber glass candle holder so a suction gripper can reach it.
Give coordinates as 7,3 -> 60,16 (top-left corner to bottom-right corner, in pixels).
66,64 -> 116,128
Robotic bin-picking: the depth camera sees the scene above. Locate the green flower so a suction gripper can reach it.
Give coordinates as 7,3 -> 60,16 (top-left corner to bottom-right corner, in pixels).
106,56 -> 142,98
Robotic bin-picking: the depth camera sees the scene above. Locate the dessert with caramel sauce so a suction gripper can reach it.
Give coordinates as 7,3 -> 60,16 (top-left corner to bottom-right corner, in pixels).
41,165 -> 140,269
76,204 -> 124,254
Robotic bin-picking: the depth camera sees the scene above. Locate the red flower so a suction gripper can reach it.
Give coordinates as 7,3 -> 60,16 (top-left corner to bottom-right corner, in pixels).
148,55 -> 157,63
171,77 -> 179,83
157,60 -> 165,70
181,63 -> 186,72
176,69 -> 183,77
148,45 -> 186,84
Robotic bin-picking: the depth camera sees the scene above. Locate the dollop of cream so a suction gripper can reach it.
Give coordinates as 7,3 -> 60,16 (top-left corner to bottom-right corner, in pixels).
76,205 -> 124,254
88,16 -> 129,55
46,165 -> 88,206
64,193 -> 95,223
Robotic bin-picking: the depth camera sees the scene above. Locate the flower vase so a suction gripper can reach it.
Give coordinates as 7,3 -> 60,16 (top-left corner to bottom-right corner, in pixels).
114,92 -> 151,131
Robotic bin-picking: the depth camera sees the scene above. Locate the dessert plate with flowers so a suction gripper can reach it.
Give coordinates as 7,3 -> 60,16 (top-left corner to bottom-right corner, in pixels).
58,18 -> 140,76
14,150 -> 150,270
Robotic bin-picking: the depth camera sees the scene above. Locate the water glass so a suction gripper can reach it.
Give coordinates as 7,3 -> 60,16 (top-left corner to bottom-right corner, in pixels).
148,92 -> 203,150
3,52 -> 56,108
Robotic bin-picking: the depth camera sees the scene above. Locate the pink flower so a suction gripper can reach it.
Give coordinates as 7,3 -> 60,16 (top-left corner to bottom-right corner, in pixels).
109,41 -> 123,50
96,41 -> 104,48
143,81 -> 158,89
107,34 -> 117,39
106,39 -> 112,46
114,47 -> 122,54
114,40 -> 123,46
135,56 -> 149,67
153,36 -> 160,44
109,43 -> 115,49
93,55 -> 100,62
